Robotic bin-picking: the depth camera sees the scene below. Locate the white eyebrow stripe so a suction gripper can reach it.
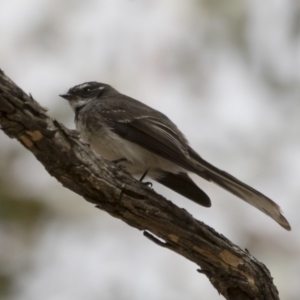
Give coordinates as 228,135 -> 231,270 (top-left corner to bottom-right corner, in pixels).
78,83 -> 90,89
98,86 -> 105,90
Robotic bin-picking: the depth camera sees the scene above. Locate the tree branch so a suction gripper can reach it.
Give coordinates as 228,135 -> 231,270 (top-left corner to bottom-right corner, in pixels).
0,69 -> 281,299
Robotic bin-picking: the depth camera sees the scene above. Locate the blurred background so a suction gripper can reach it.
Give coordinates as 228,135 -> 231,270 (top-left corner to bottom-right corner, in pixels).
0,0 -> 299,299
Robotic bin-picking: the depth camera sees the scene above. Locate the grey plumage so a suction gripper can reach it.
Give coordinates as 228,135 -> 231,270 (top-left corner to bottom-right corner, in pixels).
60,81 -> 291,231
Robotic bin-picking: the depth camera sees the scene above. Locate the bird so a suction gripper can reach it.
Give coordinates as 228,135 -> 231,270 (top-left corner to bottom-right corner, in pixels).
60,81 -> 291,230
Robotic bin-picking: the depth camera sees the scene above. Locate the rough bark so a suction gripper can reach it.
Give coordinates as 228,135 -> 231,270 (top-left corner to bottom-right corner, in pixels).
0,69 -> 281,299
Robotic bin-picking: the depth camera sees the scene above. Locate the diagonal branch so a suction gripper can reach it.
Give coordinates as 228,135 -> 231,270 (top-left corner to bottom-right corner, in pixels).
0,69 -> 280,300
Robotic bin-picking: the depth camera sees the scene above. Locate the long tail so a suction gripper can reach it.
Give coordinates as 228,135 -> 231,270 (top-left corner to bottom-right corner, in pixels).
188,147 -> 291,230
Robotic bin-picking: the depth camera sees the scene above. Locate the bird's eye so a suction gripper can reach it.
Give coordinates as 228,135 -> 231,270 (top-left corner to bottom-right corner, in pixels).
82,87 -> 91,94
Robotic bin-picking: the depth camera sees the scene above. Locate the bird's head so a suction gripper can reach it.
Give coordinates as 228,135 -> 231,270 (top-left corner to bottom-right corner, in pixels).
60,81 -> 117,112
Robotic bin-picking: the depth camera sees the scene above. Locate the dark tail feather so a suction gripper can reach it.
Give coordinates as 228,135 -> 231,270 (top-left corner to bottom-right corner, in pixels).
155,171 -> 211,207
187,147 -> 291,230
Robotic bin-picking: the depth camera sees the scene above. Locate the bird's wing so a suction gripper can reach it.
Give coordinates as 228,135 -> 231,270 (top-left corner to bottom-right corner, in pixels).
104,112 -> 200,172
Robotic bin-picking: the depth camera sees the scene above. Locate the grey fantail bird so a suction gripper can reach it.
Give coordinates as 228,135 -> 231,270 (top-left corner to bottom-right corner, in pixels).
60,81 -> 291,231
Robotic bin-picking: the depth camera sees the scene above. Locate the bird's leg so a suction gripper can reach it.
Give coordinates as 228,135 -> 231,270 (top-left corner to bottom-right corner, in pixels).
139,170 -> 148,182
139,170 -> 153,187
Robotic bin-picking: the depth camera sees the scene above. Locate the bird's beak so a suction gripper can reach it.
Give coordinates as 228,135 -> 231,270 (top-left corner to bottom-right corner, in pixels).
59,93 -> 72,100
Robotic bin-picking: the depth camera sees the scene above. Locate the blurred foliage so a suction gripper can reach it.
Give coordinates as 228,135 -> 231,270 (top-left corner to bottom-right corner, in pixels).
0,185 -> 46,228
201,0 -> 248,48
0,178 -> 49,299
0,274 -> 11,298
